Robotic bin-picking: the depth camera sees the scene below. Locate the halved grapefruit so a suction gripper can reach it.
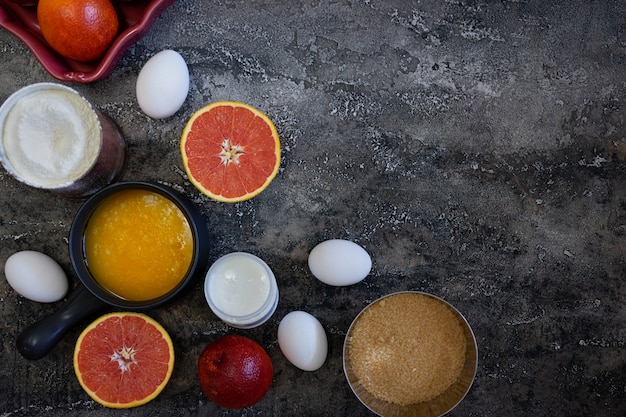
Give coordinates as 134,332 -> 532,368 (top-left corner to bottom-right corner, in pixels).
73,312 -> 175,408
180,101 -> 281,202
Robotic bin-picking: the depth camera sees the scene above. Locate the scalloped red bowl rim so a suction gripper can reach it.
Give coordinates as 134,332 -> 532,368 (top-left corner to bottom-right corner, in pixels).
0,0 -> 176,83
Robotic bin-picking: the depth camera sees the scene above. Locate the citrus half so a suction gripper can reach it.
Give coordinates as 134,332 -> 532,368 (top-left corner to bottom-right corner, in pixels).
73,312 -> 175,408
180,101 -> 281,202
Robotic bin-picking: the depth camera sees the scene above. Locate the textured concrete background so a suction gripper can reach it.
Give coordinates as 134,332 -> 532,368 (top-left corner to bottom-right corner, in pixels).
1,0 -> 625,416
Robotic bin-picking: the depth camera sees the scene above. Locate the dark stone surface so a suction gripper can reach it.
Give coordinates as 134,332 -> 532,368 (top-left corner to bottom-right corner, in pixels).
1,0 -> 625,416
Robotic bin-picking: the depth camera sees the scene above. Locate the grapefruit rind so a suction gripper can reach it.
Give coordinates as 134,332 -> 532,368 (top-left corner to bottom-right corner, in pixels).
180,101 -> 281,203
73,312 -> 175,409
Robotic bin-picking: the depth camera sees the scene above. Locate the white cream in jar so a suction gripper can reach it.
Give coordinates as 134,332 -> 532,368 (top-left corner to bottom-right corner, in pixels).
204,252 -> 278,329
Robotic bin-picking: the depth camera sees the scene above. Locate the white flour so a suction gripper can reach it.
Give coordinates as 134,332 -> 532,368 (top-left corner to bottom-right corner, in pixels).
1,87 -> 100,188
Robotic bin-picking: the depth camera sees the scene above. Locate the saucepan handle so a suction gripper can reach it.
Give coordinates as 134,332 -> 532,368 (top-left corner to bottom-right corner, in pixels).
16,285 -> 108,360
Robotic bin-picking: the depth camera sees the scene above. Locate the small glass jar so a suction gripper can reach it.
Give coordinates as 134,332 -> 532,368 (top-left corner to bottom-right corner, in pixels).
204,252 -> 279,329
0,83 -> 126,198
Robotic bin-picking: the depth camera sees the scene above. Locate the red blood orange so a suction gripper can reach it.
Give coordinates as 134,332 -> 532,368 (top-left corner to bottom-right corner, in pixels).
73,312 -> 175,408
180,101 -> 281,203
197,335 -> 273,409
37,0 -> 119,62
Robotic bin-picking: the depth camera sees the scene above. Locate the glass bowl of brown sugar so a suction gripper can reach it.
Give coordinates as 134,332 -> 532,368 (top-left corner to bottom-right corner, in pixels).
343,291 -> 478,417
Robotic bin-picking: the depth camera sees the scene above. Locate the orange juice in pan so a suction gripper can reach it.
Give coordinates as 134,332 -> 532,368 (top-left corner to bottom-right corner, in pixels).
83,188 -> 194,301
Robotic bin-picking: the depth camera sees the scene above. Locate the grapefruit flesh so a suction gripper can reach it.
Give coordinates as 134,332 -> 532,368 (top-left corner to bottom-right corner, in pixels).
73,312 -> 175,408
180,101 -> 281,202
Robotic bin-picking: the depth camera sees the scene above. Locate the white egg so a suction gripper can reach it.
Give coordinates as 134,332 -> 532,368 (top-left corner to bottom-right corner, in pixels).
3,251 -> 69,303
278,311 -> 327,371
136,49 -> 189,119
308,239 -> 372,286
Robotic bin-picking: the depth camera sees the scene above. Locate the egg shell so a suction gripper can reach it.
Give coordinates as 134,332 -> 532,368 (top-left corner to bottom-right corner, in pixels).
308,239 -> 372,286
136,49 -> 189,119
3,251 -> 68,303
278,311 -> 327,371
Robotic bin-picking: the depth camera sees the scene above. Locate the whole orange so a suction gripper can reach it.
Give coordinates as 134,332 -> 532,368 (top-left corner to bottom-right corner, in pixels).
198,335 -> 273,409
37,0 -> 119,62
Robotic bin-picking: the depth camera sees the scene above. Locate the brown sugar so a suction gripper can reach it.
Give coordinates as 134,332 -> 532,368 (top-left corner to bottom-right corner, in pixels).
348,292 -> 467,405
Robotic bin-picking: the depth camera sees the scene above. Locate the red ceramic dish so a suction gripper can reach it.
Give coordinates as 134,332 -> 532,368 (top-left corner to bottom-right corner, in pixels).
0,0 -> 175,83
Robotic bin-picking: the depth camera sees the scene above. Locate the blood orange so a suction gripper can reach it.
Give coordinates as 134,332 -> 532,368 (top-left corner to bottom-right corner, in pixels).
180,101 -> 281,202
197,335 -> 273,409
73,312 -> 175,408
37,0 -> 119,62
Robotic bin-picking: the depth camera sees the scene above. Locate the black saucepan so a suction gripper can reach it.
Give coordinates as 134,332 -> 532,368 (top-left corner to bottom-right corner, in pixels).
17,181 -> 210,360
